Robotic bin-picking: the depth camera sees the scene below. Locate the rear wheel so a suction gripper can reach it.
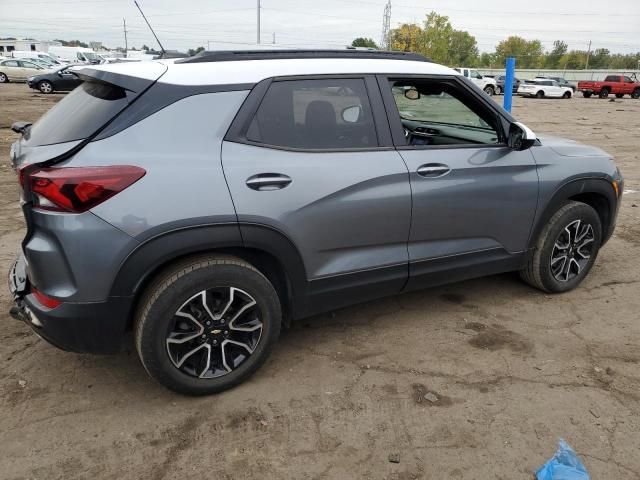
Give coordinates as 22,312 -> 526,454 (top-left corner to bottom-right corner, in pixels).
599,89 -> 610,98
135,255 -> 282,395
495,86 -> 503,95
582,91 -> 592,98
38,80 -> 53,94
536,90 -> 544,98
615,93 -> 624,98
520,201 -> 602,293
483,85 -> 494,96
562,91 -> 571,99
0,72 -> 7,83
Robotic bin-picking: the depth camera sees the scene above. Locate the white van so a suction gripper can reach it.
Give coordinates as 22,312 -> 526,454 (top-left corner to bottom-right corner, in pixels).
48,46 -> 103,64
9,50 -> 63,66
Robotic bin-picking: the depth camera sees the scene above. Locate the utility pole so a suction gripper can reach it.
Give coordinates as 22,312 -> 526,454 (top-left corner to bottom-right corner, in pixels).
584,40 -> 592,69
207,40 -> 211,50
257,0 -> 261,44
272,32 -> 275,45
381,0 -> 391,50
123,18 -> 128,57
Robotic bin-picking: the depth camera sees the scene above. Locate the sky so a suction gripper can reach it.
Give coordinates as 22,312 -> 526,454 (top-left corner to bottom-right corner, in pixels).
1,0 -> 639,54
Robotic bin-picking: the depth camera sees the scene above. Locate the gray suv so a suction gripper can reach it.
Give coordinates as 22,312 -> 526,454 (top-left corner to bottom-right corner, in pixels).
8,50 -> 623,395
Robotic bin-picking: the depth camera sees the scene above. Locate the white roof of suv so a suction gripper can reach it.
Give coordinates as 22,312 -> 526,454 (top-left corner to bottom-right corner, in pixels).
79,51 -> 461,87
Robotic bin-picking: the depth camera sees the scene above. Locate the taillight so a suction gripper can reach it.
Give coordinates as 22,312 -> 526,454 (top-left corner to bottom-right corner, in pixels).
31,287 -> 62,309
20,166 -> 145,213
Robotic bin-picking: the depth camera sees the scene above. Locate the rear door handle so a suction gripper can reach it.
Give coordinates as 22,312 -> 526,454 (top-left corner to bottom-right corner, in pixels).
417,163 -> 451,178
246,173 -> 292,191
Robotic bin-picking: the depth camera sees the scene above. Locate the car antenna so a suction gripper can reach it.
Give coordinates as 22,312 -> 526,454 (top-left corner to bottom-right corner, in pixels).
133,0 -> 166,57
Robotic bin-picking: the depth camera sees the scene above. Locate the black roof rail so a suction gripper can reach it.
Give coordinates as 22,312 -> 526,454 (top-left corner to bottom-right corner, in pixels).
176,49 -> 431,64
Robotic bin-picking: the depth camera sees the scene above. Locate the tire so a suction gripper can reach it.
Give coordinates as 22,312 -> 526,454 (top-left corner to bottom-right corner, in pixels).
135,254 -> 282,395
483,85 -> 494,96
583,91 -> 592,98
598,89 -> 609,98
562,91 -> 571,99
519,201 -> 602,293
0,72 -> 7,83
631,88 -> 640,99
535,90 -> 544,99
38,80 -> 53,94
615,93 -> 624,98
495,86 -> 502,95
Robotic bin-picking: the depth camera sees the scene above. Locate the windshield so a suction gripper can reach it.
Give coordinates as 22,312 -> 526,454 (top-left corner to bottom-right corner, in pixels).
84,52 -> 101,61
25,81 -> 128,146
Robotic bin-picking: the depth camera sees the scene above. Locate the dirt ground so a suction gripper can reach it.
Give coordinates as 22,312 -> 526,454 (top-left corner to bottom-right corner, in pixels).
1,83 -> 639,480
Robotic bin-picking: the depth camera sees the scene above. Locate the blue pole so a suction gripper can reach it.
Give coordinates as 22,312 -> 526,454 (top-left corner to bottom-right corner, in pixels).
504,57 -> 516,112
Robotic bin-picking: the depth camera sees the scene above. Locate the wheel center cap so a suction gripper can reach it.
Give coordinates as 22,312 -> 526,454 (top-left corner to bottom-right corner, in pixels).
211,329 -> 222,335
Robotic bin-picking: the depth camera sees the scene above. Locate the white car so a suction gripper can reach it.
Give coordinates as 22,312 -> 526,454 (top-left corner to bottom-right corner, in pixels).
0,58 -> 52,83
518,79 -> 573,99
454,67 -> 497,95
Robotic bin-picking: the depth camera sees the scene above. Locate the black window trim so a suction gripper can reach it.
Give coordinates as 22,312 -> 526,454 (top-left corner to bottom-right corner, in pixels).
224,73 -> 395,153
376,74 -> 512,151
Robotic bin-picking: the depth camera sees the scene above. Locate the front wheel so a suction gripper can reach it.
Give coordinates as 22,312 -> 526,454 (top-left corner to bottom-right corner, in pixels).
562,91 -> 571,99
520,201 -> 602,293
483,85 -> 494,96
536,90 -> 545,99
135,255 -> 282,395
38,80 -> 53,94
599,89 -> 609,98
632,89 -> 640,99
582,91 -> 592,98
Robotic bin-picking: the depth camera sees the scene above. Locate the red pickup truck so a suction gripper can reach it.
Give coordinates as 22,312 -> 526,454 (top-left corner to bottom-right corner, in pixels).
578,75 -> 640,99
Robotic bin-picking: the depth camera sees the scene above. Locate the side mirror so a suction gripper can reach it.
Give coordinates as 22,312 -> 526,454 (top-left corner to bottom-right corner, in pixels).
404,87 -> 420,100
341,105 -> 362,123
508,122 -> 536,151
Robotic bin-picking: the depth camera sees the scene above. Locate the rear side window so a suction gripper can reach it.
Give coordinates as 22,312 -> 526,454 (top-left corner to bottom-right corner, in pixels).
246,78 -> 377,150
25,81 -> 127,146
604,75 -> 618,82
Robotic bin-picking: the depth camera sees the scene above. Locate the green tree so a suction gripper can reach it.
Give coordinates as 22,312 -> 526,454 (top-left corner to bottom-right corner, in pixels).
559,50 -> 588,69
495,36 -> 543,68
588,48 -> 610,68
422,12 -> 454,64
478,52 -> 496,68
351,37 -> 378,49
449,30 -> 478,66
187,46 -> 205,56
545,40 -> 568,68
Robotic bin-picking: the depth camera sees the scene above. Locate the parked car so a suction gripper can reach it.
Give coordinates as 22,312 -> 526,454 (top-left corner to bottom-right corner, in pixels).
26,65 -> 83,93
578,75 -> 640,98
8,50 -> 64,66
453,67 -> 497,95
518,79 -> 573,98
8,50 -> 623,395
0,58 -> 51,83
535,76 -> 576,92
494,75 -> 521,94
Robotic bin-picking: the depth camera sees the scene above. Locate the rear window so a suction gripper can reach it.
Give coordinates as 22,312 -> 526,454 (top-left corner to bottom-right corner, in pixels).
25,81 -> 127,146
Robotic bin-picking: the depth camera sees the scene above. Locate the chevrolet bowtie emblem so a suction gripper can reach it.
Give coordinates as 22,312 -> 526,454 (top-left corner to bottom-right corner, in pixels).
211,329 -> 222,335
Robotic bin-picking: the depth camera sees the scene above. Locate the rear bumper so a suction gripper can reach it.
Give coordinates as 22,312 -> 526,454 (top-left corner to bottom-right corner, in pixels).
9,254 -> 132,353
11,293 -> 133,354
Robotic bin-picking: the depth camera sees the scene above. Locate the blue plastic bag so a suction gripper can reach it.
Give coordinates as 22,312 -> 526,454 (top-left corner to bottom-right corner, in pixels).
536,439 -> 590,480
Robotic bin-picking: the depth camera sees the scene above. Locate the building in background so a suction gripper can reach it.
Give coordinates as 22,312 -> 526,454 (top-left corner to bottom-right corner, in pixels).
0,38 -> 61,55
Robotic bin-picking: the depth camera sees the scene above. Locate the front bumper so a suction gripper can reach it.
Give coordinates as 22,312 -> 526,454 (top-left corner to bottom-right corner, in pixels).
9,255 -> 133,354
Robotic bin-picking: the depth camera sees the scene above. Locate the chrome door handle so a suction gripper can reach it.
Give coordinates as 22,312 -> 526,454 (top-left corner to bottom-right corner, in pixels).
417,164 -> 451,178
246,173 -> 292,191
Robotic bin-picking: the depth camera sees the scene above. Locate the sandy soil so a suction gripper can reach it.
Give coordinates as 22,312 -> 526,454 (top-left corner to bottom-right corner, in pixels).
0,83 -> 639,479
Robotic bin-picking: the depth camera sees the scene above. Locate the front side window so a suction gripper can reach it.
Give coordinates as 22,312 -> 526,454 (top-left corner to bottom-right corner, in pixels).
389,80 -> 500,147
20,61 -> 39,69
624,76 -> 633,83
246,78 -> 377,150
